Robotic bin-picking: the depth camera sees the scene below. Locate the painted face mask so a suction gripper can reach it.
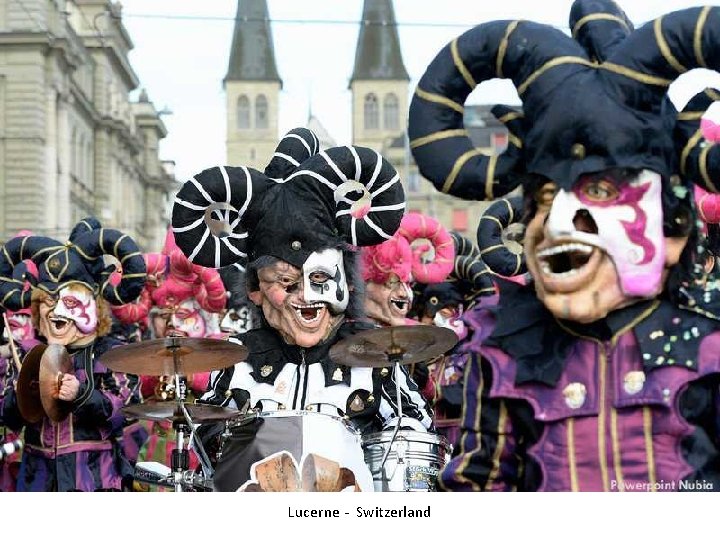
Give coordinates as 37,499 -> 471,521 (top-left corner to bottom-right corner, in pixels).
433,306 -> 467,341
53,285 -> 98,334
364,274 -> 413,326
169,299 -> 207,338
249,260 -> 341,348
302,248 -> 349,314
544,169 -> 666,297
38,284 -> 98,345
220,306 -> 253,335
4,311 -> 34,342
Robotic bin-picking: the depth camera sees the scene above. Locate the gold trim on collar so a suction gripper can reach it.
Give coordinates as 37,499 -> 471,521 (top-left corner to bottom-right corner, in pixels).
694,6 -> 711,69
654,17 -> 687,74
451,38 -> 476,90
518,56 -> 593,95
442,148 -> 486,193
567,417 -> 579,491
484,400 -> 508,490
485,153 -> 498,200
497,110 -> 523,124
610,300 -> 660,346
680,128 -> 704,175
610,408 -> 625,492
699,142 -> 719,193
508,133 -> 523,149
415,87 -> 464,114
410,129 -> 468,149
643,407 -> 657,490
496,21 -> 520,78
572,13 -> 631,39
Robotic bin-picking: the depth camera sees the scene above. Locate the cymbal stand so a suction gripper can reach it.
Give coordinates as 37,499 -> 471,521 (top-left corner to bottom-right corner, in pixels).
166,337 -> 191,493
379,330 -> 405,472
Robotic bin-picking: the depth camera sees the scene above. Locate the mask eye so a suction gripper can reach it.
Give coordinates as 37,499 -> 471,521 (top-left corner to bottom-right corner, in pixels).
581,179 -> 619,202
309,271 -> 331,284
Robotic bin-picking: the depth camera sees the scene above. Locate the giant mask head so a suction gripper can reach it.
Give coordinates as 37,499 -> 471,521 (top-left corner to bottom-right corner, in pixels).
35,284 -> 99,346
524,172 -> 688,322
171,128 -> 406,347
0,218 -> 146,344
408,0 -> 720,323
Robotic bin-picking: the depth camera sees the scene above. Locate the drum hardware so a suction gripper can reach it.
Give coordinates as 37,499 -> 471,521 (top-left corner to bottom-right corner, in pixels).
2,313 -> 22,374
329,326 -> 457,490
114,337 -> 245,492
134,461 -> 212,492
100,336 -> 248,376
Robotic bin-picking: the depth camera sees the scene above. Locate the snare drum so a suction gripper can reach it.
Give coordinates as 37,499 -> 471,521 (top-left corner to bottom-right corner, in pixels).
361,431 -> 451,492
214,410 -> 374,492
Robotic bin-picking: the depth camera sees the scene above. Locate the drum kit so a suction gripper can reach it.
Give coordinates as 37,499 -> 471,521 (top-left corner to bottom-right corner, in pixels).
92,326 -> 457,492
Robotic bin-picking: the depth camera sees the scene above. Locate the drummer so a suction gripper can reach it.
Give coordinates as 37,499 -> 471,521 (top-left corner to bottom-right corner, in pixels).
171,129 -> 433,455
0,218 -> 147,491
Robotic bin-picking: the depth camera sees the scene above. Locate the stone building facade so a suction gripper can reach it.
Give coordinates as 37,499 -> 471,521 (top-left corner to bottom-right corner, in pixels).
0,0 -> 176,251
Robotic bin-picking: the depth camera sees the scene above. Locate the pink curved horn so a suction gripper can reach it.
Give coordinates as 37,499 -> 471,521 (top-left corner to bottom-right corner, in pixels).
398,213 -> 455,284
696,185 -> 720,224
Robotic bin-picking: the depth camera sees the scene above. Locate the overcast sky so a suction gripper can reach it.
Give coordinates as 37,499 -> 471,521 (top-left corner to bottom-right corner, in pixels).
119,0 -> 720,181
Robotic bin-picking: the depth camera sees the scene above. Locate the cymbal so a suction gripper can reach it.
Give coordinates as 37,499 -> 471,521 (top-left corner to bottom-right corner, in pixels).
17,344 -> 47,424
100,337 -> 247,376
329,325 -> 458,368
39,344 -> 74,422
121,401 -> 241,423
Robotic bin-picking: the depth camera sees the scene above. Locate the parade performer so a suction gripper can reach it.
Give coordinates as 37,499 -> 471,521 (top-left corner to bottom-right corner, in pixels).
0,218 -> 146,491
111,229 -> 227,475
171,128 -> 432,491
409,0 -> 720,491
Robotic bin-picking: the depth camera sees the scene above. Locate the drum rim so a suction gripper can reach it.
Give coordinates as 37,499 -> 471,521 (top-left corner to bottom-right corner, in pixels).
231,409 -> 361,435
361,430 -> 450,447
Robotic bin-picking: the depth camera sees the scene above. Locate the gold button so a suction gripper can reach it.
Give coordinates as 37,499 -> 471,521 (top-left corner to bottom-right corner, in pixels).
278,404 -> 286,410
305,405 -> 314,411
367,395 -> 375,403
380,368 -> 389,377
291,240 -> 302,251
570,143 -> 586,160
224,390 -> 232,398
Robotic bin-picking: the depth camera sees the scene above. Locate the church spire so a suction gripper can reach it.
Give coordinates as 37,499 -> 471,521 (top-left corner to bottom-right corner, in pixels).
350,0 -> 409,83
225,0 -> 282,85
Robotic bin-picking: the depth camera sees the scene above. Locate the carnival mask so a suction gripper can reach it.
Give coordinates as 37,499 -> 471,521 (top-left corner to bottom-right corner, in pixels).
525,171 -> 687,323
364,274 -> 413,327
153,298 -> 207,338
3,311 -> 34,343
248,259 -> 341,348
220,306 -> 253,335
302,248 -> 348,314
38,284 -> 98,345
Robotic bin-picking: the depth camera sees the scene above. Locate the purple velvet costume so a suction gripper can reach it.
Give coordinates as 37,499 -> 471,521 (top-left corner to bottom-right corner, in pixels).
441,286 -> 720,492
0,337 -> 133,491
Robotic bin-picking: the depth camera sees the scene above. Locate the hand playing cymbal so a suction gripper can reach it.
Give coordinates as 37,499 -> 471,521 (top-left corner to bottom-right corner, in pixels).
57,372 -> 80,401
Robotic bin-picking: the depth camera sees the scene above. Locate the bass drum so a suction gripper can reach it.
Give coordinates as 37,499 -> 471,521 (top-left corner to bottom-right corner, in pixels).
214,410 -> 374,492
361,431 -> 451,492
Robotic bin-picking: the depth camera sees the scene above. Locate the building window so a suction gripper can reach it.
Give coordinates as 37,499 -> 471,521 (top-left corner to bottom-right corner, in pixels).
364,93 -> 379,130
255,94 -> 268,129
236,95 -> 250,130
452,208 -> 468,232
407,170 -> 420,193
383,93 -> 399,130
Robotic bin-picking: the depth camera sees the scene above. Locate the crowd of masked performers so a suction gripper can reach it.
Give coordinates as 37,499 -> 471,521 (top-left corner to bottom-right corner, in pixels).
2,0 -> 720,492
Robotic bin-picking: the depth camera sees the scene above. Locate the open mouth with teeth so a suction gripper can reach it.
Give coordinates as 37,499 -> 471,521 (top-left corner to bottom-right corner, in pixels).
538,243 -> 594,277
291,302 -> 327,326
535,242 -> 601,290
49,316 -> 71,334
389,297 -> 409,314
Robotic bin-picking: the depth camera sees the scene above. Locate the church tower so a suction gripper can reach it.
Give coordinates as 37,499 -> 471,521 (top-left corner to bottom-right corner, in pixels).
225,0 -> 282,171
350,0 -> 409,151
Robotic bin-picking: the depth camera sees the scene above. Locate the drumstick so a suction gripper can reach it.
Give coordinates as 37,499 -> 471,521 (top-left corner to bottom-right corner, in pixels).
2,313 -> 23,373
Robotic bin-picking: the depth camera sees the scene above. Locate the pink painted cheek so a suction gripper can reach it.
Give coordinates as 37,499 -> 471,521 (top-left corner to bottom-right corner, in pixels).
265,287 -> 289,308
